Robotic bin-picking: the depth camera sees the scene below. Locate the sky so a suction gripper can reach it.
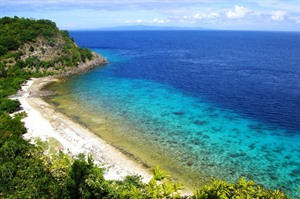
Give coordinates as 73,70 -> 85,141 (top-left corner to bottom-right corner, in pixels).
1,0 -> 300,31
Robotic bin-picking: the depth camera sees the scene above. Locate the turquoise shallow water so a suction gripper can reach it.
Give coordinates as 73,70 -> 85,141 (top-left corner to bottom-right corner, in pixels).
48,62 -> 300,197
47,31 -> 300,197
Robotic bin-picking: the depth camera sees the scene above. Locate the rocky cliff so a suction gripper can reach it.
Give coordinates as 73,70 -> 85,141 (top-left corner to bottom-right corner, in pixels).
0,17 -> 107,77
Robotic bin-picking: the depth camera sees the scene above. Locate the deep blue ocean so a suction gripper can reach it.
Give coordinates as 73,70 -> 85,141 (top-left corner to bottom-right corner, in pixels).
49,31 -> 300,197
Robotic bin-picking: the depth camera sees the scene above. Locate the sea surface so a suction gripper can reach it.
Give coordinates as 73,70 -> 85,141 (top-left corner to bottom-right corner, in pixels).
46,31 -> 300,197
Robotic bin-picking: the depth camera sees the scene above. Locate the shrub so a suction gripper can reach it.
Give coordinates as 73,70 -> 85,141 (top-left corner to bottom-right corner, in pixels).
192,177 -> 288,199
29,46 -> 34,52
0,98 -> 21,113
0,36 -> 20,50
0,62 -> 7,77
0,45 -> 8,56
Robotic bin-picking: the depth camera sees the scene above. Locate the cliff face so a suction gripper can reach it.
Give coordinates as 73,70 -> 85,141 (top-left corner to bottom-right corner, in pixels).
0,17 -> 107,76
19,35 -> 67,62
17,34 -> 107,75
62,52 -> 108,77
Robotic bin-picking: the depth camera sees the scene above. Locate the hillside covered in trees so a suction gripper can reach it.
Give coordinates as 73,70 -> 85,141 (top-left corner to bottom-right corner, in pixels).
0,16 -> 105,99
0,16 -> 94,74
0,17 -> 291,198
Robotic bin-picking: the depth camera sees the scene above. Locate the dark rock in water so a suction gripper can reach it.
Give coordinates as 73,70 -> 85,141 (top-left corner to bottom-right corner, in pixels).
290,169 -> 300,177
229,169 -> 236,176
273,147 -> 285,153
71,115 -> 81,122
193,139 -> 201,145
167,140 -> 178,145
284,155 -> 291,160
261,145 -> 268,151
187,161 -> 193,166
173,111 -> 185,115
203,135 -> 210,139
196,131 -> 204,136
207,163 -> 215,167
52,101 -> 60,107
228,152 -> 247,158
246,174 -> 253,179
269,174 -> 278,180
229,153 -> 238,158
194,120 -> 208,126
248,143 -> 255,150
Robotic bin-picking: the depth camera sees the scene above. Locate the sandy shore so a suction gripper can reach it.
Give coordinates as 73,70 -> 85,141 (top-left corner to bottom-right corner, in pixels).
14,55 -> 152,182
17,77 -> 152,181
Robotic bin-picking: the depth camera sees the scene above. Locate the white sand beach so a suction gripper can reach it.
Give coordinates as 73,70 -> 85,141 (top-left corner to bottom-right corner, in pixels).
16,77 -> 152,182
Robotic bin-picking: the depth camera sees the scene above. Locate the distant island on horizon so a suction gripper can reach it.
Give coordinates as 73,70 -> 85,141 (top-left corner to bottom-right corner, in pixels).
68,25 -> 297,32
83,25 -> 209,31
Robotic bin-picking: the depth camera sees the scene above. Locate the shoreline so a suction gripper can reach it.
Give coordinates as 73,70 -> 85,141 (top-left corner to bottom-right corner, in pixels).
16,54 -> 152,182
58,52 -> 108,77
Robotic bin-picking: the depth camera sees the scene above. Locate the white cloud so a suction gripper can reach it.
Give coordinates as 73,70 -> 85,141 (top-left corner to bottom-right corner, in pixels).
125,18 -> 170,25
194,13 -> 205,19
194,11 -> 220,20
226,5 -> 251,19
207,12 -> 220,19
288,16 -> 300,24
271,10 -> 286,21
126,19 -> 144,24
151,18 -> 170,24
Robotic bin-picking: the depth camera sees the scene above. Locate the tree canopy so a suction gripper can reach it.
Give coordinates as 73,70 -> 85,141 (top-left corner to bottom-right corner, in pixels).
0,16 -> 93,77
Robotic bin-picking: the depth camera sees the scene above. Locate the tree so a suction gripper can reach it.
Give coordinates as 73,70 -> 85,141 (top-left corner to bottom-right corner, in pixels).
29,46 -> 34,52
0,62 -> 7,77
192,177 -> 288,199
0,98 -> 21,113
0,36 -> 20,50
0,45 -> 8,56
67,154 -> 109,199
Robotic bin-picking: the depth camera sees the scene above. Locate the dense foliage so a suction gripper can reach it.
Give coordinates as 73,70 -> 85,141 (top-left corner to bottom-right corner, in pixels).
192,178 -> 288,199
0,16 -> 93,77
0,98 -> 21,113
0,16 -> 293,198
0,17 -> 57,51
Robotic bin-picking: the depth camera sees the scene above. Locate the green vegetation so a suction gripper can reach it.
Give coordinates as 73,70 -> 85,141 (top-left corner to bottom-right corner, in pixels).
0,98 -> 21,113
0,16 -> 93,78
192,178 -> 288,199
0,16 -> 293,198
